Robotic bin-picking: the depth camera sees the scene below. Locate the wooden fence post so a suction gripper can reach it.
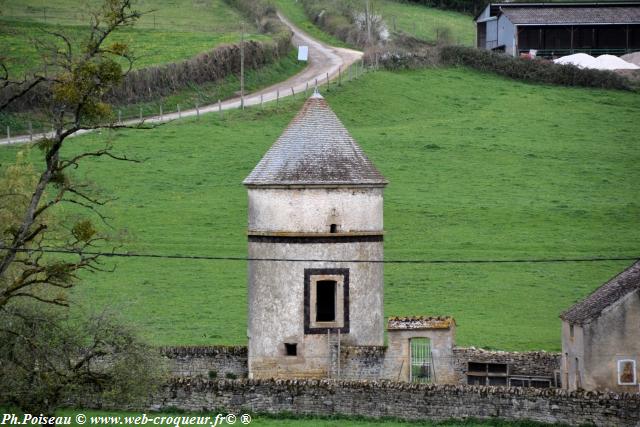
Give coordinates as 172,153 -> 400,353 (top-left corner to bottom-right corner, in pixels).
218,99 -> 222,118
28,121 -> 33,141
177,104 -> 181,119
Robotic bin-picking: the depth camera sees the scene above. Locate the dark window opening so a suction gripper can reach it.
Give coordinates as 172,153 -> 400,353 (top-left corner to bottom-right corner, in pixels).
570,324 -> 574,339
316,280 -> 336,322
488,363 -> 507,374
477,22 -> 487,48
330,224 -> 338,233
284,343 -> 297,356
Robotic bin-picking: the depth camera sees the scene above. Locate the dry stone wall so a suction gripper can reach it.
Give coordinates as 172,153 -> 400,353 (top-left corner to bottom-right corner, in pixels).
162,346 -> 248,379
452,347 -> 561,383
153,378 -> 640,427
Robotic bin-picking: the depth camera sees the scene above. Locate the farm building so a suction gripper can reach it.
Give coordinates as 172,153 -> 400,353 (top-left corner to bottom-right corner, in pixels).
560,260 -> 640,392
475,2 -> 640,57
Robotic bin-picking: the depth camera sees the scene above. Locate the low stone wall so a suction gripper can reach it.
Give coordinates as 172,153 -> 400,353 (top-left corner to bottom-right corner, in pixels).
337,345 -> 387,380
453,347 -> 561,383
163,345 -> 561,386
161,346 -> 248,379
154,378 -> 640,427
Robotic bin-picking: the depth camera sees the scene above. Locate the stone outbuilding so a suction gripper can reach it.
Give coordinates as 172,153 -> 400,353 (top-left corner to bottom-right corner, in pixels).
243,92 -> 388,379
560,260 -> 640,392
384,316 -> 457,384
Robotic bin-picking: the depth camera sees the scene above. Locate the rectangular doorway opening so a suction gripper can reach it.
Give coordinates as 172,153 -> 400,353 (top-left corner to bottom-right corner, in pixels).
410,337 -> 433,384
316,280 -> 336,322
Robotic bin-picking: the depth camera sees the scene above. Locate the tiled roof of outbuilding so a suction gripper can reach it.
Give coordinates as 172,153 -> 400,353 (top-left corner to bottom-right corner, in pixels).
387,316 -> 455,330
243,92 -> 387,187
560,260 -> 640,325
501,6 -> 640,25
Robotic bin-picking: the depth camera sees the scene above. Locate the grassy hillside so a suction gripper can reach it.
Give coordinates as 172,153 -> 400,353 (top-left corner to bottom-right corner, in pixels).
273,0 -> 475,47
1,67 -> 638,351
0,0 -> 267,76
273,0 -> 352,48
377,0 -> 475,46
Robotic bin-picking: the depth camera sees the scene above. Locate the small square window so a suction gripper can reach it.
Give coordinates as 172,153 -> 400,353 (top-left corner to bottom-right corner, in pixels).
284,343 -> 297,356
618,359 -> 637,385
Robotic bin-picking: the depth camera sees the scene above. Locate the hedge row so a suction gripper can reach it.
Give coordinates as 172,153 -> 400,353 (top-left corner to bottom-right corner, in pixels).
1,0 -> 292,112
371,44 -> 633,91
440,46 -> 633,90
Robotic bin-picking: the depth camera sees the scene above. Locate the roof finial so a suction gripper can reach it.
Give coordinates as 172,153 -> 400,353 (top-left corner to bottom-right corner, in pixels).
311,86 -> 323,99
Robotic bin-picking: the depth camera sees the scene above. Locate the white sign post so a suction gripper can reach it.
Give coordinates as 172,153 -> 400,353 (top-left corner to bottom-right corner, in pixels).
298,45 -> 309,61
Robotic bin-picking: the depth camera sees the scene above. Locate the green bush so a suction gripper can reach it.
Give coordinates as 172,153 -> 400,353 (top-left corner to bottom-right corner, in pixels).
439,46 -> 632,90
301,0 -> 375,48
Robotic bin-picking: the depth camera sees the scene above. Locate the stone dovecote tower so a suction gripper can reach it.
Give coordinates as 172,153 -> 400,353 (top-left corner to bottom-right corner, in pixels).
243,92 -> 388,379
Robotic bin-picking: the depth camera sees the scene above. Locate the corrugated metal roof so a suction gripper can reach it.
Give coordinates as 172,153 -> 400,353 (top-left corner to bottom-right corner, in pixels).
501,6 -> 640,24
560,260 -> 640,324
243,93 -> 388,187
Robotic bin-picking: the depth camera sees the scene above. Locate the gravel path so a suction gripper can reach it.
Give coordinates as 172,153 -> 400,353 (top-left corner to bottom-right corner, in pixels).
1,13 -> 363,145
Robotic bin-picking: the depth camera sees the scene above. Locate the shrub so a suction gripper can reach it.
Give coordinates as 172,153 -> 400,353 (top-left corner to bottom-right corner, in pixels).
225,372 -> 238,379
301,0 -> 386,48
439,46 -> 633,90
208,370 -> 218,379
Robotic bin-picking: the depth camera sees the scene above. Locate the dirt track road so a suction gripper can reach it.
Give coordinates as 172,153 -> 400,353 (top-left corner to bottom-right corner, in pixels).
1,13 -> 363,145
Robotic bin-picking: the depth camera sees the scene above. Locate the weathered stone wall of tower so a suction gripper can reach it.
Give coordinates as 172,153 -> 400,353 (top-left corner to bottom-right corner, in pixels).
247,187 -> 384,379
247,187 -> 384,233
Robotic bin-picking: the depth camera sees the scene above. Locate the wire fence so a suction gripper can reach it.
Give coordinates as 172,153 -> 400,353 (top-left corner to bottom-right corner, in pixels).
2,59 -> 368,143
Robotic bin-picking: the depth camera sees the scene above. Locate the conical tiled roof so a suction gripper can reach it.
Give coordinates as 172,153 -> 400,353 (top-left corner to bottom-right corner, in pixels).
243,93 -> 387,186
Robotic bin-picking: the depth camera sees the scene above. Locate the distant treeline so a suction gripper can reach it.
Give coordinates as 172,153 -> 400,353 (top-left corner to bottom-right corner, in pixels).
402,0 -> 486,16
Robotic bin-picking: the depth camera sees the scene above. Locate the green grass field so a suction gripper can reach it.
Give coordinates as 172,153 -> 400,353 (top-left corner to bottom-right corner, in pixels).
21,410 -> 558,427
0,0 -> 267,76
273,0 -> 474,47
377,0 -> 475,45
1,67 -> 638,351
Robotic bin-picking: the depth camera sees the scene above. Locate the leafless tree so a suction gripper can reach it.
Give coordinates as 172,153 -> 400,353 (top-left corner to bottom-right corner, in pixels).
0,0 -> 150,309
